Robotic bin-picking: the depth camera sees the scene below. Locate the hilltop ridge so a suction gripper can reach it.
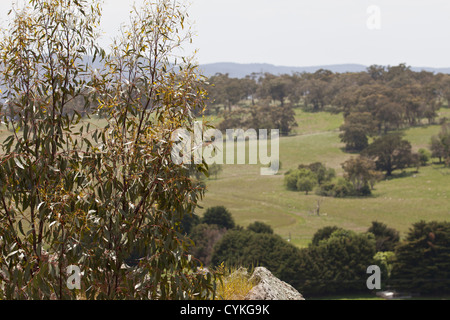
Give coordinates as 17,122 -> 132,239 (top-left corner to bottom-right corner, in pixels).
199,62 -> 450,78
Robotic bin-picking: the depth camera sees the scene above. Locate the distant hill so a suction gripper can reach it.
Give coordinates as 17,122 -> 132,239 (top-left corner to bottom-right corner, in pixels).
199,62 -> 450,78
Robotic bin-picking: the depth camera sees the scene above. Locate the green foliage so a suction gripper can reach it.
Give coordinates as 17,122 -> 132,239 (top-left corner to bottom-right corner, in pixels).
211,229 -> 303,290
314,158 -> 382,198
296,228 -> 377,296
333,178 -> 356,198
284,168 -> 317,193
211,226 -> 377,297
315,181 -> 337,197
310,226 -> 343,246
284,170 -> 301,191
296,176 -> 317,195
430,123 -> 450,164
179,212 -> 201,235
258,73 -> 294,107
285,162 -> 334,194
342,156 -> 382,196
373,251 -> 396,289
367,221 -> 400,252
202,206 -> 235,230
418,148 -> 431,166
391,221 -> 450,295
0,0 -> 217,300
218,103 -> 297,136
315,178 -> 356,198
247,221 -> 273,234
339,112 -> 375,152
363,133 -> 415,176
299,162 -> 336,185
207,63 -> 444,136
206,73 -> 250,112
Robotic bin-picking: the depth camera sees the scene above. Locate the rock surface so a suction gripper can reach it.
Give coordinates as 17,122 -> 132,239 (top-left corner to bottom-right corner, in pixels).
244,267 -> 305,300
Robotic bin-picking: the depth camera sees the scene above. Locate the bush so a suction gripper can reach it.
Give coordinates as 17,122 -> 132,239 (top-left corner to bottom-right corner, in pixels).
284,168 -> 317,192
310,226 -> 343,246
333,178 -> 355,198
367,221 -> 400,252
315,181 -> 337,197
296,228 -> 377,296
285,170 -> 300,191
247,221 -> 274,234
211,230 -> 303,289
373,251 -> 396,289
296,176 -> 317,195
298,162 -> 335,185
315,178 -> 360,198
202,206 -> 236,230
418,148 -> 431,166
179,212 -> 201,235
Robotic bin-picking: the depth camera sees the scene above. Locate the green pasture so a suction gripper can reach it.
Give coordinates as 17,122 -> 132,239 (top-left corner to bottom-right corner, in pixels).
197,108 -> 450,247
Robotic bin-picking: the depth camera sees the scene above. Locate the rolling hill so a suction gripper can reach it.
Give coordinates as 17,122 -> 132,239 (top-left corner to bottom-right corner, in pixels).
199,62 -> 450,78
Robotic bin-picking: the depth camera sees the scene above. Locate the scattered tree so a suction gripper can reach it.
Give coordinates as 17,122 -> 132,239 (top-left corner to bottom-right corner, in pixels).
339,112 -> 377,152
296,176 -> 317,195
342,156 -> 382,195
430,123 -> 450,164
418,148 -> 431,166
363,133 -> 415,176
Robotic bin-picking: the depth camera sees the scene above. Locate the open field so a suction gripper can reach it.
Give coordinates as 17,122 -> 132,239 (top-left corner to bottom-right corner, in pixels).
197,108 -> 450,248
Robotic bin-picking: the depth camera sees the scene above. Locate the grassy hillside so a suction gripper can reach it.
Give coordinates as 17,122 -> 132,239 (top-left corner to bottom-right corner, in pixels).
197,108 -> 450,247
2,109 -> 449,248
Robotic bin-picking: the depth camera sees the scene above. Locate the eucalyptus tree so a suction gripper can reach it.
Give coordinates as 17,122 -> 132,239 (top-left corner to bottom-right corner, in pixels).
0,0 -> 217,300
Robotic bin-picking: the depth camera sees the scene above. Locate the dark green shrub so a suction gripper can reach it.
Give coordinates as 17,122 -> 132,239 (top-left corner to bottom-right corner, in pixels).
297,228 -> 376,296
390,221 -> 450,295
202,206 -> 236,230
211,230 -> 302,289
367,221 -> 400,252
247,221 -> 274,234
333,178 -> 355,198
315,181 -> 336,197
311,226 -> 343,246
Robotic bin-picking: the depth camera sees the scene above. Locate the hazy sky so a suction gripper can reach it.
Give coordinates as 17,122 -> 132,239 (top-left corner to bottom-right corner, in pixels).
1,0 -> 450,68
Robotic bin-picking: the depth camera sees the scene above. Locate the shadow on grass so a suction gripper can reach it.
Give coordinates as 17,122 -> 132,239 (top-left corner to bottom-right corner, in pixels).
431,164 -> 450,175
339,147 -> 361,155
384,170 -> 418,181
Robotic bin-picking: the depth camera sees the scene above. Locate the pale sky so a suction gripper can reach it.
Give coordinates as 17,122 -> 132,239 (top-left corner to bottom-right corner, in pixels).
1,0 -> 450,68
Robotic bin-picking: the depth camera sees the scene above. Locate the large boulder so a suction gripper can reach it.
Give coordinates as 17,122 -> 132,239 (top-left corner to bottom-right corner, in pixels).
245,267 -> 305,300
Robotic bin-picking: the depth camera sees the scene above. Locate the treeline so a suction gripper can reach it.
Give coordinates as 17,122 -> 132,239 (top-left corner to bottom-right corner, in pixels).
181,207 -> 450,298
206,63 -> 450,140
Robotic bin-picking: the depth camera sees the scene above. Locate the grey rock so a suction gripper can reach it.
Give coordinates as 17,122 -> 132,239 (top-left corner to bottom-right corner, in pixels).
244,267 -> 305,300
